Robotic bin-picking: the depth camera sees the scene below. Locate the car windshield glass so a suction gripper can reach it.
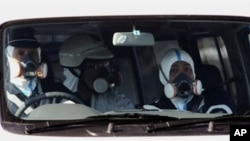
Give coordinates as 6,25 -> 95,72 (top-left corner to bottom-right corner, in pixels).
2,16 -> 250,122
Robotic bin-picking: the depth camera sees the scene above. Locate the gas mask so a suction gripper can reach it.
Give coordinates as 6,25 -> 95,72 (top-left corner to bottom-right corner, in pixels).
174,73 -> 193,97
164,73 -> 203,99
19,55 -> 47,80
6,49 -> 47,80
92,67 -> 120,94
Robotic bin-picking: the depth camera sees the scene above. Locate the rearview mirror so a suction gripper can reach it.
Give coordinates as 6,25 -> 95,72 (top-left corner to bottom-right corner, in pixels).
112,32 -> 155,46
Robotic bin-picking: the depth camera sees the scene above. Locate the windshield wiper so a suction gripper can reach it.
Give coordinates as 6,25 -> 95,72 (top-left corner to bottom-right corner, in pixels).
25,112 -> 250,134
24,118 -> 100,135
24,113 -> 177,134
146,113 -> 250,132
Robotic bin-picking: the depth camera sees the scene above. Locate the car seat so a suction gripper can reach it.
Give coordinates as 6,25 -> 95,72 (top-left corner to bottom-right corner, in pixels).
195,64 -> 237,113
195,64 -> 223,91
40,42 -> 67,93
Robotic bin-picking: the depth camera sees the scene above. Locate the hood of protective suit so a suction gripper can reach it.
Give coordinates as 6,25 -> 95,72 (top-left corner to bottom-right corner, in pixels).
159,49 -> 195,85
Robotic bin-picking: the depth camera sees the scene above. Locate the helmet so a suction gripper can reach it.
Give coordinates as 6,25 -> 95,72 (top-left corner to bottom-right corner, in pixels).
8,27 -> 41,48
59,34 -> 114,68
159,48 -> 195,85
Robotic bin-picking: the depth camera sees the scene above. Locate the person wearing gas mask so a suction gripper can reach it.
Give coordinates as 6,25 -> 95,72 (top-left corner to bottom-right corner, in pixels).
5,27 -> 50,115
59,34 -> 134,112
150,48 -> 236,113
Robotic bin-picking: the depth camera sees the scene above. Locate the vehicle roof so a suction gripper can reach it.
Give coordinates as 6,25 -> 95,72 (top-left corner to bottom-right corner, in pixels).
1,0 -> 250,25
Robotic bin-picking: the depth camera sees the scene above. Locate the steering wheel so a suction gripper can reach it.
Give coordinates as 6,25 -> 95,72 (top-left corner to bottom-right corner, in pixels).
15,91 -> 83,118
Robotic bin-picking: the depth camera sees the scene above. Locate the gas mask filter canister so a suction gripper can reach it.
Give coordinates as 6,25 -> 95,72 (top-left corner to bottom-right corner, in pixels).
93,67 -> 116,94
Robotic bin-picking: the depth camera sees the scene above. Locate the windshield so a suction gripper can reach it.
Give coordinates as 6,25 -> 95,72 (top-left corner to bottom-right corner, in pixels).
1,15 -> 250,135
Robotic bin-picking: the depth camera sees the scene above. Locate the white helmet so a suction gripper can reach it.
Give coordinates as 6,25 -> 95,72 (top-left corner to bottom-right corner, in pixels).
59,34 -> 114,67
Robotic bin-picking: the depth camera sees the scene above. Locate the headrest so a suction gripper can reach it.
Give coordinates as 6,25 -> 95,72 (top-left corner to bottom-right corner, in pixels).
195,64 -> 223,89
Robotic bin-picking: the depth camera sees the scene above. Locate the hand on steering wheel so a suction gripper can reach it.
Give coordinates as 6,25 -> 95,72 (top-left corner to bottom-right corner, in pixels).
15,91 -> 83,117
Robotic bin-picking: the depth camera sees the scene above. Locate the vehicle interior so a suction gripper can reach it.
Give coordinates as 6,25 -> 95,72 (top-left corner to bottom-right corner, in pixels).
1,16 -> 250,135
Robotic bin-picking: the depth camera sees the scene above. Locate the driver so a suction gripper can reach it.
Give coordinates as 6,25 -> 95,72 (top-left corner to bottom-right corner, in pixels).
151,48 -> 236,113
5,27 -> 49,116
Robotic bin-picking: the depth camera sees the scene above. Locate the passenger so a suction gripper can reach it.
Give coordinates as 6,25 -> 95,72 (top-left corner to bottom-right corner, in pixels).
59,34 -> 134,112
151,48 -> 236,113
4,27 -> 50,115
